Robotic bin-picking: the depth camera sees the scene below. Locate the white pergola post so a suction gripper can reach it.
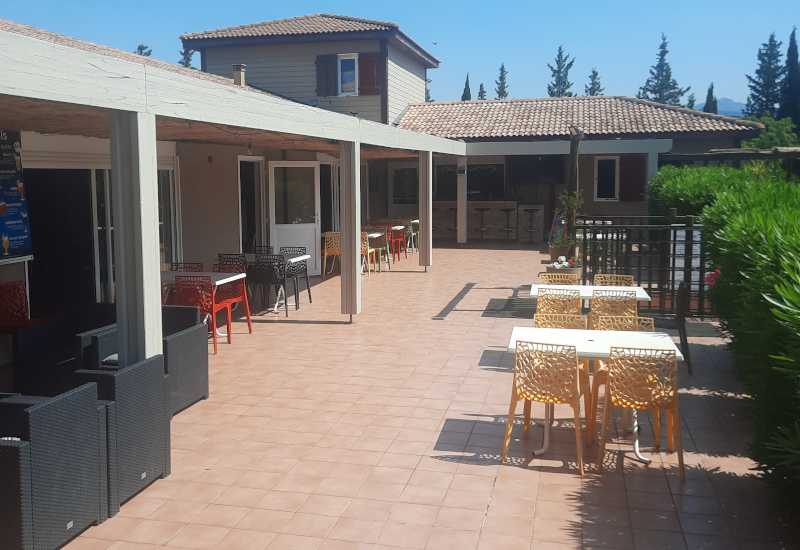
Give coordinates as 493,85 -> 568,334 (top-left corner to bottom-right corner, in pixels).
109,110 -> 163,365
339,140 -> 361,320
419,150 -> 433,267
456,155 -> 468,243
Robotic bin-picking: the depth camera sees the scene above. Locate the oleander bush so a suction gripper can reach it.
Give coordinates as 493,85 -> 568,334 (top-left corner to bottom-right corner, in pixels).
648,164 -> 753,217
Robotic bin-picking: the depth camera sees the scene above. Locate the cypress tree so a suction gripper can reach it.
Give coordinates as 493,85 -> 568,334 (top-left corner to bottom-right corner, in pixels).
495,63 -> 509,99
425,78 -> 433,102
745,32 -> 785,117
779,27 -> 800,131
636,34 -> 690,106
478,83 -> 487,100
461,73 -> 472,101
703,83 -> 718,114
685,93 -> 696,110
547,45 -> 575,97
584,68 -> 604,96
178,48 -> 195,69
134,44 -> 152,57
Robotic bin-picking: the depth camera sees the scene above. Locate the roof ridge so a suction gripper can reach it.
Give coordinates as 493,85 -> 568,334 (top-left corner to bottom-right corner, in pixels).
181,13 -> 398,40
618,96 -> 760,128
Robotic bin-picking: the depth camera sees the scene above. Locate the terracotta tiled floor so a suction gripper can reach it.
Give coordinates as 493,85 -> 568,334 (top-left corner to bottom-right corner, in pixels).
66,245 -> 799,550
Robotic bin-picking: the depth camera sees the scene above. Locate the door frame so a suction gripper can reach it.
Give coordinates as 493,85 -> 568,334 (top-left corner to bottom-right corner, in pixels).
237,156 -> 266,253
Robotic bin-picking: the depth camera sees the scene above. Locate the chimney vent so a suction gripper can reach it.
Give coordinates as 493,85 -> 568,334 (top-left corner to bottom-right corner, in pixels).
232,64 -> 246,87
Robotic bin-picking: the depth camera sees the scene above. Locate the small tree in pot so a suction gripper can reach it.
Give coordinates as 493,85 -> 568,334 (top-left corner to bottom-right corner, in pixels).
550,188 -> 584,261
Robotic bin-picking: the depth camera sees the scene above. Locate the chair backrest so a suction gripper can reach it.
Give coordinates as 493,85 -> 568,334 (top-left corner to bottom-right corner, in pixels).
324,232 -> 341,254
279,246 -> 306,256
0,280 -> 29,327
252,254 -> 286,285
280,246 -> 308,275
590,290 -> 637,328
360,232 -> 370,254
596,315 -> 654,332
537,288 -> 581,315
538,272 -> 579,285
368,230 -> 387,248
174,275 -> 214,315
251,245 -> 273,254
533,313 -> 587,329
676,281 -> 689,321
594,274 -> 634,287
514,341 -> 580,404
212,263 -> 245,301
217,253 -> 246,265
606,347 -> 677,409
171,262 -> 203,272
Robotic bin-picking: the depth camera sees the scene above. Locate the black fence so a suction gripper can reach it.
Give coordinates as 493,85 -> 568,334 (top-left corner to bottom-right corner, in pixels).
575,216 -> 710,317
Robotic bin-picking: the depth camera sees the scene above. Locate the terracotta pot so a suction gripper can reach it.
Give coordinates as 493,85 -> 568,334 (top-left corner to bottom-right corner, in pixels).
546,266 -> 582,276
549,247 -> 569,262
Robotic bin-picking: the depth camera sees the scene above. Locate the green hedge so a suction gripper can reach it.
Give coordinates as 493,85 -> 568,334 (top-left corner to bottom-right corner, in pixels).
648,165 -> 753,216
688,169 -> 800,506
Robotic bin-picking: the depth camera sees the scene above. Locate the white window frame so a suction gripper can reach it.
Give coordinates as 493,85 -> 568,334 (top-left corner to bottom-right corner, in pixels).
337,53 -> 359,96
594,156 -> 619,201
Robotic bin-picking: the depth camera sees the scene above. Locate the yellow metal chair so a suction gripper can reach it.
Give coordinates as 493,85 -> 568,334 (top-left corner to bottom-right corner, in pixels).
501,342 -> 590,475
322,231 -> 341,280
360,231 -> 378,276
597,347 -> 684,481
588,290 -> 637,329
538,272 -> 579,285
533,313 -> 587,330
593,274 -> 635,286
536,288 -> 581,315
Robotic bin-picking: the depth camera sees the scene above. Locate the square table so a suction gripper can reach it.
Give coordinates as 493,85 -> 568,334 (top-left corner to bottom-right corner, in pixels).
529,284 -> 651,302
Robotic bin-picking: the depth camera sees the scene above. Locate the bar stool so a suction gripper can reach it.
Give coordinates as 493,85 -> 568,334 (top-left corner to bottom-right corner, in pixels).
523,207 -> 540,243
501,207 -> 515,240
476,207 -> 490,240
449,207 -> 458,240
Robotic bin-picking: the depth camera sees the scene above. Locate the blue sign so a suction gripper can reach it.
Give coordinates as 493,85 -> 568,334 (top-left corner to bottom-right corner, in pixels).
0,130 -> 32,261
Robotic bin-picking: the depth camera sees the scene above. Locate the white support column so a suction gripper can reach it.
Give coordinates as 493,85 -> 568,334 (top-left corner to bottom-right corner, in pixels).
418,150 -> 433,267
339,140 -> 361,319
456,155 -> 468,244
109,110 -> 163,365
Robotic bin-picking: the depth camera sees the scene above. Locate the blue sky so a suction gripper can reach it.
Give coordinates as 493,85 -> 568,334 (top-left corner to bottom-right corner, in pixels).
4,1 -> 799,104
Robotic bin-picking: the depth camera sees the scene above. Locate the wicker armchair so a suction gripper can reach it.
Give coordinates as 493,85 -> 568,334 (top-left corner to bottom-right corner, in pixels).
588,290 -> 637,329
533,313 -> 587,329
322,232 -> 341,279
593,274 -> 634,286
536,288 -> 581,315
538,272 -> 579,285
280,246 -> 312,305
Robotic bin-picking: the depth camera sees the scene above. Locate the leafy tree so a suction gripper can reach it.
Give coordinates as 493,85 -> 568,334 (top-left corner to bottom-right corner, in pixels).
477,83 -> 487,100
584,68 -> 604,96
636,34 -> 690,106
742,113 -> 800,148
425,77 -> 433,102
495,63 -> 509,99
178,48 -> 196,69
134,44 -> 152,57
780,27 -> 800,132
461,73 -> 472,101
547,45 -> 575,97
703,83 -> 718,114
745,33 -> 785,118
686,93 -> 696,110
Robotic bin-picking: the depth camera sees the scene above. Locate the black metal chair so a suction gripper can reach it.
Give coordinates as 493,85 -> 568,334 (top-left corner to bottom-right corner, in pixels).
250,245 -> 273,254
279,246 -> 312,305
217,253 -> 246,266
247,254 -> 289,317
653,281 -> 692,374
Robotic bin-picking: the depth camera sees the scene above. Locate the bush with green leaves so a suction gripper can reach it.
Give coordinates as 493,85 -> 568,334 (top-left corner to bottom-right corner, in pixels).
648,164 -> 752,216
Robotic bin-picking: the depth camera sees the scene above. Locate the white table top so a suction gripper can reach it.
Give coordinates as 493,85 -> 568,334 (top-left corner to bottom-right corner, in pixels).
244,253 -> 310,264
366,232 -> 382,238
530,284 -> 651,302
507,326 -> 684,361
161,271 -> 246,286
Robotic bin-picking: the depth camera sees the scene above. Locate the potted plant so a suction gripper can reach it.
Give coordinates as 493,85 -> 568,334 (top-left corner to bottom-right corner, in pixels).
546,255 -> 582,276
549,233 -> 570,262
558,189 -> 584,261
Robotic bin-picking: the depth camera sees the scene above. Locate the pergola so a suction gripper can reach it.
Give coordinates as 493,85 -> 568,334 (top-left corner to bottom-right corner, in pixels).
0,23 -> 466,367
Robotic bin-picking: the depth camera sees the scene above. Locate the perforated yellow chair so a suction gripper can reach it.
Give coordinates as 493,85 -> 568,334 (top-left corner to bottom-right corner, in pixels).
593,274 -> 635,286
322,232 -> 341,280
533,313 -> 587,330
360,232 -> 379,276
538,272 -> 579,285
537,288 -> 581,315
597,347 -> 684,481
588,290 -> 637,329
501,342 -> 590,475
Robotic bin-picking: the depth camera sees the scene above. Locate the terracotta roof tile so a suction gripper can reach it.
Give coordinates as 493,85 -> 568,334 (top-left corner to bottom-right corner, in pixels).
181,14 -> 397,41
397,97 -> 762,140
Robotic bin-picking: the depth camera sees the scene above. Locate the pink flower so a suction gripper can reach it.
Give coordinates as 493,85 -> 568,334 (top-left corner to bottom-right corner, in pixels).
705,268 -> 721,288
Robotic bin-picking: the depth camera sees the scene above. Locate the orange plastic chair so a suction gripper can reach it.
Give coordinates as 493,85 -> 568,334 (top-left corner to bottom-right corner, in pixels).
174,275 -> 230,354
212,263 -> 253,334
593,274 -> 635,286
501,342 -> 590,475
597,347 -> 684,481
536,288 -> 581,315
538,272 -> 579,285
322,232 -> 341,279
588,290 -> 637,329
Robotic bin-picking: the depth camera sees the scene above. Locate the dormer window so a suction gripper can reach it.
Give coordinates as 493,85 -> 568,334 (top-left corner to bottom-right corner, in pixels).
338,54 -> 358,96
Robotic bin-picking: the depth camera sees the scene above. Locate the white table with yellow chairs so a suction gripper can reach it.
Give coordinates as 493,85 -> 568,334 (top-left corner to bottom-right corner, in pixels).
505,326 -> 684,464
529,284 -> 651,302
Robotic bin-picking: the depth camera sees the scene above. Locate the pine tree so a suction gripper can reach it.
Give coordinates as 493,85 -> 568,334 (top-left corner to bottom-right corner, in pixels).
478,83 -> 487,100
178,48 -> 195,69
584,68 -> 604,96
134,44 -> 152,57
779,27 -> 800,131
636,34 -> 690,106
703,83 -> 718,114
425,78 -> 433,102
461,73 -> 472,101
547,45 -> 575,97
686,93 -> 696,110
495,63 -> 509,99
745,32 -> 785,118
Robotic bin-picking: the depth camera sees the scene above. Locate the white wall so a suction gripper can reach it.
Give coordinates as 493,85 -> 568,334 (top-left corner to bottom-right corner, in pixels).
387,45 -> 427,124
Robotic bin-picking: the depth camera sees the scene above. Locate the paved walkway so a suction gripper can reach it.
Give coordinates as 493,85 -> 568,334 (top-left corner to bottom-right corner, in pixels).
67,246 -> 798,550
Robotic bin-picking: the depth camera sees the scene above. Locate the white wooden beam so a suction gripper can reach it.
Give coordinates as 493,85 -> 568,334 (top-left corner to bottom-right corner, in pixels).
339,140 -> 361,318
466,139 -> 673,156
456,156 -> 467,244
418,150 -> 433,267
109,110 -> 163,365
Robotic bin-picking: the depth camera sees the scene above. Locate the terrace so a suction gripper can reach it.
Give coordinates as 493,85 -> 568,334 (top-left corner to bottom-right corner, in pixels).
62,244 -> 798,550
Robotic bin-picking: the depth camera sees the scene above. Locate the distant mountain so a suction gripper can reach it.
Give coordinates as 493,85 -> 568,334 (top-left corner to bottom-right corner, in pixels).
693,98 -> 746,118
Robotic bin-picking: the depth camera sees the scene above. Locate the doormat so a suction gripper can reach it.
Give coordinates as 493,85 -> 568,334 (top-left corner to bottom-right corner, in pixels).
482,298 -> 535,319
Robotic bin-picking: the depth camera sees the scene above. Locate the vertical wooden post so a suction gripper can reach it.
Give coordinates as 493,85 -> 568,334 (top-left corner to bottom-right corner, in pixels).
339,140 -> 361,318
109,110 -> 163,365
456,155 -> 467,244
419,150 -> 433,267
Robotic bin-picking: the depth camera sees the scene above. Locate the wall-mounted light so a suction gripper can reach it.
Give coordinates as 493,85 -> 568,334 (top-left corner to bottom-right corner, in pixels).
247,141 -> 252,155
